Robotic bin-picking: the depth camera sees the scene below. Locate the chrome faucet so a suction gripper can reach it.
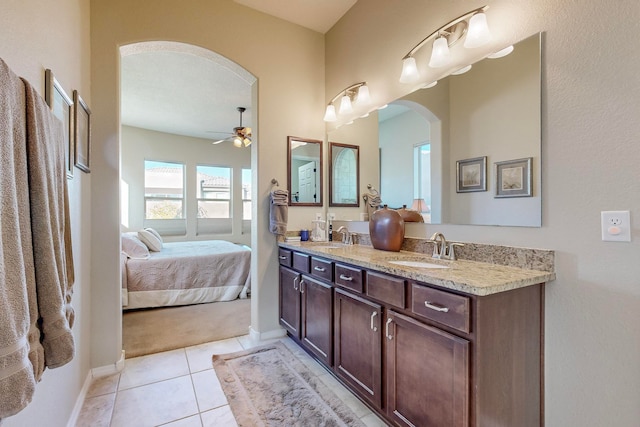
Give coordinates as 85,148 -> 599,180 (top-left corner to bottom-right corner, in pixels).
428,232 -> 447,259
428,232 -> 464,260
336,226 -> 354,245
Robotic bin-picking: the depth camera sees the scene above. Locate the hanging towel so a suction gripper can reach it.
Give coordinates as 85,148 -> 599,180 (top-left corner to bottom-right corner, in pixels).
23,78 -> 75,369
269,189 -> 289,236
0,59 -> 44,419
363,187 -> 382,220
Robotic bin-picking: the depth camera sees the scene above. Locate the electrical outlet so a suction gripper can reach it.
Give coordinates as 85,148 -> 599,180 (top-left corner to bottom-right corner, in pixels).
327,212 -> 336,221
601,210 -> 631,242
315,213 -> 323,220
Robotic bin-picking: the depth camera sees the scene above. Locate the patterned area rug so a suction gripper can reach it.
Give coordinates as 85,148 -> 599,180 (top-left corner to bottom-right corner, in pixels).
212,342 -> 366,426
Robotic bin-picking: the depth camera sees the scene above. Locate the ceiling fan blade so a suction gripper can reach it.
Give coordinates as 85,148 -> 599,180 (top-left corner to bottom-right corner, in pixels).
211,138 -> 226,145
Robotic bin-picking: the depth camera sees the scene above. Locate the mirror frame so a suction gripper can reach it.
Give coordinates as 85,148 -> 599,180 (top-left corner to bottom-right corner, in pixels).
287,136 -> 323,206
329,142 -> 360,207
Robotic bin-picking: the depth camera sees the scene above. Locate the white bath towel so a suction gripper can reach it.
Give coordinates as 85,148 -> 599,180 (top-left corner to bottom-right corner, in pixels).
23,78 -> 76,369
269,189 -> 289,236
0,59 -> 43,419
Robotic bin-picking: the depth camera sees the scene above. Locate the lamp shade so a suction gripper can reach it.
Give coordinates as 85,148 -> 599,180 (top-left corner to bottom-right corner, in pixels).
233,136 -> 243,147
399,57 -> 420,84
451,64 -> 472,75
356,84 -> 371,106
429,36 -> 450,68
411,198 -> 429,213
464,12 -> 491,48
339,94 -> 353,114
323,104 -> 337,122
488,45 -> 514,59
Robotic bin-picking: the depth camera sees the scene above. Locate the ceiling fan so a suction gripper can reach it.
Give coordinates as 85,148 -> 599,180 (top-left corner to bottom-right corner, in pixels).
209,106 -> 252,147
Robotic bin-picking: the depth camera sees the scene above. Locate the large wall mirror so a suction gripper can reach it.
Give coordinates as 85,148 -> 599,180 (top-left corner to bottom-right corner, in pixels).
287,136 -> 323,206
329,142 -> 359,207
329,33 -> 542,227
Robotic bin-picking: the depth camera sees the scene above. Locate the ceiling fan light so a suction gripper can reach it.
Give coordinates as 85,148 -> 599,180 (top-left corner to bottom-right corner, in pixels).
464,12 -> 491,48
429,36 -> 450,68
323,104 -> 337,122
243,138 -> 252,147
356,84 -> 371,106
399,57 -> 420,84
233,136 -> 243,147
339,94 -> 353,115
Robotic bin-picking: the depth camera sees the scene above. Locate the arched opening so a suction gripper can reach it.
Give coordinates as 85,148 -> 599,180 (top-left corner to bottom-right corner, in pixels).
118,41 -> 257,356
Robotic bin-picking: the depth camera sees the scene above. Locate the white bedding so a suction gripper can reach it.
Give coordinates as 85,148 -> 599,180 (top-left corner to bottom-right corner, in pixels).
122,240 -> 251,310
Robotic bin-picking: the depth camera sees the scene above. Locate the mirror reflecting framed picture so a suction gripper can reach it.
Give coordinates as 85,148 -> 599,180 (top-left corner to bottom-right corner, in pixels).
329,142 -> 359,207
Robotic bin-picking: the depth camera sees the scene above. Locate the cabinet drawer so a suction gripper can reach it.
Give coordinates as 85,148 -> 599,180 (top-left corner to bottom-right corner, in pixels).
292,252 -> 310,273
411,283 -> 470,333
310,257 -> 333,282
366,271 -> 405,309
335,263 -> 364,293
278,248 -> 292,267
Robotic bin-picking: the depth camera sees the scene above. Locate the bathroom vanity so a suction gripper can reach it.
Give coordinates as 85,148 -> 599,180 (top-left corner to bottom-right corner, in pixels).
278,241 -> 554,427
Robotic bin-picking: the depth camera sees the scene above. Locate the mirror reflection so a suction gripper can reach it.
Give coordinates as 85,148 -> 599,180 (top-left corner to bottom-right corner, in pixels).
330,33 -> 542,227
329,142 -> 359,207
287,136 -> 322,206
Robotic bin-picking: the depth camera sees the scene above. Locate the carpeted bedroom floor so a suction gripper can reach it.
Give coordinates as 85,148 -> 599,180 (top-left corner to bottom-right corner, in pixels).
122,297 -> 251,358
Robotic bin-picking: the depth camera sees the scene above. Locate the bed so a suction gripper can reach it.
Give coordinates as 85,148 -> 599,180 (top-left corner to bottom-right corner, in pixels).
120,234 -> 251,310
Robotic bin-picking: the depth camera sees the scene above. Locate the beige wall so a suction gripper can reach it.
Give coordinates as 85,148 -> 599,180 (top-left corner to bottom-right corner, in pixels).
327,1 -> 640,426
90,0 -> 326,367
0,0 -> 92,425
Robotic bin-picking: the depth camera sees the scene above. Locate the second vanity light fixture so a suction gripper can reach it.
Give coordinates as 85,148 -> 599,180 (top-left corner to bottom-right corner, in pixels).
399,5 -> 492,84
323,81 -> 371,122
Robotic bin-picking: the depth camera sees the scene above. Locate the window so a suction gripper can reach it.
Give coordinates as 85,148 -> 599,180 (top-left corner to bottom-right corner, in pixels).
144,160 -> 184,219
414,143 -> 431,206
197,165 -> 231,218
242,168 -> 252,220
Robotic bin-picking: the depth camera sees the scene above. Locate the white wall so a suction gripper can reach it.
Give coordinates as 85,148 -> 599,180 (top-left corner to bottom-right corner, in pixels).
121,125 -> 251,245
0,1 -> 92,426
90,0 -> 326,367
327,1 -> 640,426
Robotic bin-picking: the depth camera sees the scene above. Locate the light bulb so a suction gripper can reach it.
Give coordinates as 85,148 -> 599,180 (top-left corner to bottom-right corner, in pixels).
464,12 -> 491,48
421,81 -> 438,89
356,84 -> 371,106
429,36 -> 450,68
488,45 -> 514,59
323,104 -> 337,122
339,94 -> 353,114
233,136 -> 243,147
399,57 -> 420,84
451,65 -> 472,75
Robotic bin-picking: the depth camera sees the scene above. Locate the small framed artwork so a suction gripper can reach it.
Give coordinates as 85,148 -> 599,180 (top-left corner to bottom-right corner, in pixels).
495,157 -> 532,198
73,90 -> 91,173
456,156 -> 487,193
44,69 -> 74,179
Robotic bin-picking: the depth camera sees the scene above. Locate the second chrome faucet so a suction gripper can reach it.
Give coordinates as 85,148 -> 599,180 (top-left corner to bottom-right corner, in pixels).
428,232 -> 463,260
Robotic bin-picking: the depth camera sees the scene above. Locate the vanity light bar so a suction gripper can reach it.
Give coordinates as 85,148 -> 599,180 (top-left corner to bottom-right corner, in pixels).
324,81 -> 373,122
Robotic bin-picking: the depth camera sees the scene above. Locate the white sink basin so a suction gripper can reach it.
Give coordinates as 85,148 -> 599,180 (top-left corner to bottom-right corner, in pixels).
388,260 -> 450,269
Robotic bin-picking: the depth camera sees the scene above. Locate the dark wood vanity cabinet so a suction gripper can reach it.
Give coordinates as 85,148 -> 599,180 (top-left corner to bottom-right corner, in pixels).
278,247 -> 544,427
334,288 -> 383,409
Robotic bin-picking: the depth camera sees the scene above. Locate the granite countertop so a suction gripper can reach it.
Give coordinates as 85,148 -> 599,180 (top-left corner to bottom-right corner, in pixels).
278,241 -> 556,296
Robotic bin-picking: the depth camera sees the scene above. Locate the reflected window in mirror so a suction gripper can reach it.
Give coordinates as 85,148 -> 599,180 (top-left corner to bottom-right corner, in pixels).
329,142 -> 359,207
287,136 -> 323,206
414,143 -> 432,222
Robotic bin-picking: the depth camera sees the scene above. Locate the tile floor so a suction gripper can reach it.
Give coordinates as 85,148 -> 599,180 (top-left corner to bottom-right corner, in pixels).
76,335 -> 388,426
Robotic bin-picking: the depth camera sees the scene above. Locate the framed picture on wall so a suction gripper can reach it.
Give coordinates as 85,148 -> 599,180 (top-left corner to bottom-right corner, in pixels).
44,69 -> 74,179
73,90 -> 91,173
495,157 -> 532,198
456,156 -> 487,193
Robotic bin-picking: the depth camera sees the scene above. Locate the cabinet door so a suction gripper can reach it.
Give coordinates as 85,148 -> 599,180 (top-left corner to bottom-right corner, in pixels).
279,266 -> 301,338
386,310 -> 469,427
300,275 -> 333,366
334,288 -> 382,408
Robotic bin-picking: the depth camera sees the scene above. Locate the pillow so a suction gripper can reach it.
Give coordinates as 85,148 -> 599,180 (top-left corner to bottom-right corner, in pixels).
144,227 -> 163,244
138,229 -> 163,252
121,233 -> 150,259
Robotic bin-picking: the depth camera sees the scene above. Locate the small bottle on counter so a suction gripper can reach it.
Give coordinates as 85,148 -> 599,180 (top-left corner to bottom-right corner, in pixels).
328,220 -> 333,241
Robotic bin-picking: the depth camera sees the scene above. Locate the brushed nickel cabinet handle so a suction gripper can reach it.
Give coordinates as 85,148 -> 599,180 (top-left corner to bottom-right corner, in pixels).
278,255 -> 288,260
385,318 -> 393,340
314,266 -> 326,272
300,280 -> 305,294
424,301 -> 449,313
370,311 -> 378,331
293,276 -> 299,291
339,274 -> 353,281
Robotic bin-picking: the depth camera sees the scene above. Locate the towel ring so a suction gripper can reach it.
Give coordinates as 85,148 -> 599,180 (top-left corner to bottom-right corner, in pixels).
271,178 -> 279,187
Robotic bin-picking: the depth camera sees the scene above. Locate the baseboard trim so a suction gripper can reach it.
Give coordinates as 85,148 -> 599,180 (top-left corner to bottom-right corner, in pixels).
249,326 -> 286,342
65,370 -> 92,427
91,350 -> 126,378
